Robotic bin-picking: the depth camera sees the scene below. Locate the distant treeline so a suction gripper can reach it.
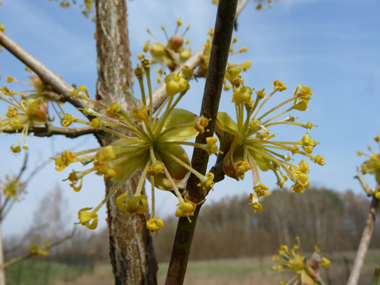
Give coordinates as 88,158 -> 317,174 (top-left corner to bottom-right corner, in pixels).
5,188 -> 380,264
153,188 -> 380,262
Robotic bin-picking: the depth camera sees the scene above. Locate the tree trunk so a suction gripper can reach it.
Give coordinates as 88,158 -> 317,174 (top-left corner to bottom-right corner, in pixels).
95,1 -> 157,284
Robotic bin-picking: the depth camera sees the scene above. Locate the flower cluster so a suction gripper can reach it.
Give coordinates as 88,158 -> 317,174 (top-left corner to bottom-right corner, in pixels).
29,237 -> 51,257
255,0 -> 281,10
272,237 -> 330,285
140,19 -> 191,82
357,136 -> 380,198
0,74 -> 54,153
56,0 -> 94,18
52,61 -> 218,232
196,29 -> 251,80
0,174 -> 26,200
216,66 -> 324,212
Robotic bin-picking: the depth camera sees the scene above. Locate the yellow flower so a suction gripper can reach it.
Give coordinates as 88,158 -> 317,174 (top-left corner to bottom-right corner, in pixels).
299,134 -> 318,154
195,116 -> 211,134
206,137 -> 219,155
216,75 -> 323,210
175,197 -> 196,221
197,172 -> 215,191
164,73 -> 188,97
54,64 -> 215,231
29,238 -> 50,257
0,97 -> 47,152
51,150 -> 79,172
116,191 -> 148,214
131,105 -> 148,121
77,207 -> 98,230
240,60 -> 252,72
61,113 -> 77,127
231,86 -> 253,105
319,257 -> 331,268
225,66 -> 241,85
146,218 -> 164,233
235,161 -> 253,180
273,80 -> 287,91
272,238 -> 330,284
1,174 -> 25,200
360,140 -> 380,184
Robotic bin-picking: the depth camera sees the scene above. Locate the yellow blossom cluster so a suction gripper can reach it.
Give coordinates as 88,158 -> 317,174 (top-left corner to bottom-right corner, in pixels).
52,62 -> 218,232
0,174 -> 26,200
0,75 -> 51,153
358,136 -> 380,198
52,0 -> 94,18
216,66 -> 324,212
272,237 -> 330,285
140,20 -> 191,82
29,237 -> 51,257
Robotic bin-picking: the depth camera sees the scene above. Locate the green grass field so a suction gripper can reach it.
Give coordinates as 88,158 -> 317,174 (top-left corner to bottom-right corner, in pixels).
6,260 -> 90,285
5,249 -> 380,285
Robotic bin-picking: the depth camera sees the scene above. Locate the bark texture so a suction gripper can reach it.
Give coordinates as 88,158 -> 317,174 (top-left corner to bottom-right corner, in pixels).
95,1 -> 157,284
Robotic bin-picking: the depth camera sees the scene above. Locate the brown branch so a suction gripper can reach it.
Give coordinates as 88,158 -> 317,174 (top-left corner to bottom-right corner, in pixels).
2,124 -> 96,138
148,0 -> 249,113
0,31 -> 87,110
347,189 -> 380,285
165,1 -> 238,284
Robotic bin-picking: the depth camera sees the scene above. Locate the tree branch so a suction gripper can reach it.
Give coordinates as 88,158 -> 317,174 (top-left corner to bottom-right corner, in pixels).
0,31 -> 87,110
165,1 -> 238,284
148,0 -> 249,114
347,188 -> 380,285
3,125 -> 96,138
355,167 -> 372,195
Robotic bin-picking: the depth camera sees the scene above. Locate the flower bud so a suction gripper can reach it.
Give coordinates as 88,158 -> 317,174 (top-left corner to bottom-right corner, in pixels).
150,43 -> 166,58
167,34 -> 184,51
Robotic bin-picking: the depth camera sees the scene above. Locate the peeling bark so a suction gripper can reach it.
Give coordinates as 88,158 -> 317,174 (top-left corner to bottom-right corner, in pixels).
95,0 -> 157,284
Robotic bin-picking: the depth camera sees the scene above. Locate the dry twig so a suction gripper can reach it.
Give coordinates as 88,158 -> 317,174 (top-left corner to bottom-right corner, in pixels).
0,31 -> 87,111
347,185 -> 380,285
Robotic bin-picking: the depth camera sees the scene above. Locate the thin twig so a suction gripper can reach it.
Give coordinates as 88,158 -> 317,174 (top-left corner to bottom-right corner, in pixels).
347,188 -> 380,285
165,1 -> 238,284
354,167 -> 372,195
2,227 -> 76,269
0,31 -> 87,110
3,125 -> 96,138
148,0 -> 249,113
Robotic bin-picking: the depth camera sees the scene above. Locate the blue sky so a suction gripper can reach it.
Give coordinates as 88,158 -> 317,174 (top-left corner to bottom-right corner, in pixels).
1,0 -> 380,237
